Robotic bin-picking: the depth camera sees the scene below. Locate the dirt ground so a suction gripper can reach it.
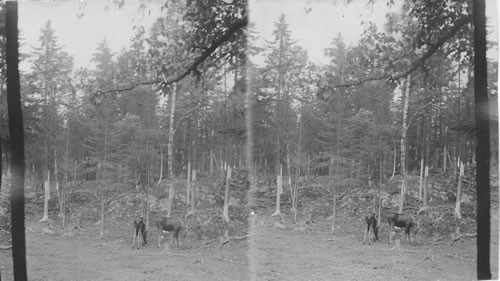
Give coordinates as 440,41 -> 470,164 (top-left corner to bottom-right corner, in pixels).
250,211 -> 484,281
1,207 -> 496,281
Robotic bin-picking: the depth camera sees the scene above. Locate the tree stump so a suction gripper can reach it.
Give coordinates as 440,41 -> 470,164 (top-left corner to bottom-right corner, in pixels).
395,239 -> 401,250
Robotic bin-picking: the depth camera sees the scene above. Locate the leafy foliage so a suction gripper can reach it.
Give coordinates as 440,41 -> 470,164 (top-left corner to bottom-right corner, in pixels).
1,0 -> 494,229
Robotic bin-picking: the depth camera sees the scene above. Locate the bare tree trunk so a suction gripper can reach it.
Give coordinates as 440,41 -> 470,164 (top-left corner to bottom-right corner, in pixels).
274,32 -> 284,181
285,142 -> 292,217
275,133 -> 280,180
146,143 -> 151,231
244,71 -> 256,208
419,158 -> 424,201
423,165 -> 429,207
192,117 -> 199,172
157,145 -> 163,185
0,77 -> 2,195
222,167 -> 232,222
390,140 -> 397,181
330,158 -> 336,234
452,146 -> 458,184
473,2 -> 491,277
455,160 -> 464,219
54,151 -> 58,199
442,127 -> 448,172
272,165 -> 282,216
55,148 -> 66,227
100,113 -> 109,239
307,155 -> 310,178
99,187 -> 105,238
41,76 -> 50,222
286,141 -> 292,191
377,177 -> 382,223
424,115 -> 431,206
370,179 -> 377,213
186,161 -> 191,205
6,5 -> 28,277
190,169 -> 197,211
167,83 -> 177,218
40,28 -> 53,220
40,170 -> 50,222
209,148 -> 214,175
332,71 -> 343,232
292,108 -> 303,223
399,75 -> 411,214
74,159 -> 77,182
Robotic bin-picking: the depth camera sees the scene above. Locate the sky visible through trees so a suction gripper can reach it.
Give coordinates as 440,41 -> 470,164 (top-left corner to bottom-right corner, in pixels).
1,0 -> 499,280
18,0 -> 163,69
18,0 -> 498,69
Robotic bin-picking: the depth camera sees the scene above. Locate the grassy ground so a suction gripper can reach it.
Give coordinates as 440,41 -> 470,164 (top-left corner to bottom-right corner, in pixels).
0,207 -> 492,281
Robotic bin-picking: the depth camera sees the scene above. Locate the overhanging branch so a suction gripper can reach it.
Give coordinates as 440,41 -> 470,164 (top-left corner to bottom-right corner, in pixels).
97,16 -> 248,96
97,79 -> 162,95
160,16 -> 248,89
325,14 -> 472,89
392,14 -> 472,80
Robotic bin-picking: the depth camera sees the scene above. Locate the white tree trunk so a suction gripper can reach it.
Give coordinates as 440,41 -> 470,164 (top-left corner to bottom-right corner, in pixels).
455,160 -> 464,219
186,161 -> 191,205
399,75 -> 411,214
292,110 -> 303,223
167,83 -> 177,218
40,170 -> 50,222
272,165 -> 283,216
443,126 -> 448,172
330,158 -> 336,233
55,148 -> 65,227
223,167 -> 232,222
419,158 -> 424,201
62,122 -> 70,227
190,169 -> 197,211
100,114 -> 109,239
423,165 -> 429,206
157,145 -> 163,185
390,140 -> 397,181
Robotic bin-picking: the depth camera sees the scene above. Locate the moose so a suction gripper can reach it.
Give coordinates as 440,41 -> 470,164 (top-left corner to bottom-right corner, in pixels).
387,213 -> 418,245
132,217 -> 147,249
156,217 -> 184,248
363,213 -> 379,245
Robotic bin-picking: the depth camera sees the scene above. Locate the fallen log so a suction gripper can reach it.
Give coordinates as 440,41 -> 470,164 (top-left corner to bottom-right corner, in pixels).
0,245 -> 12,250
220,235 -> 249,248
450,232 -> 477,246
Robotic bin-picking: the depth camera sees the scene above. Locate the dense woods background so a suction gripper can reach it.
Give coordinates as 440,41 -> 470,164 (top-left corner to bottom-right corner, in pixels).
0,0 -> 498,280
0,0 -> 495,204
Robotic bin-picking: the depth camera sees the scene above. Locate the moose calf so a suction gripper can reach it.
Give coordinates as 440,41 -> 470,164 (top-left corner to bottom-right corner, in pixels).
363,213 -> 379,245
132,217 -> 147,249
387,213 -> 417,245
156,217 -> 183,248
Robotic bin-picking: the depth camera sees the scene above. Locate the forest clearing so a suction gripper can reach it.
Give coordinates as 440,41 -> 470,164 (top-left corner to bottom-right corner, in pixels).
0,207 -> 483,281
0,0 -> 498,280
0,171 -> 498,280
